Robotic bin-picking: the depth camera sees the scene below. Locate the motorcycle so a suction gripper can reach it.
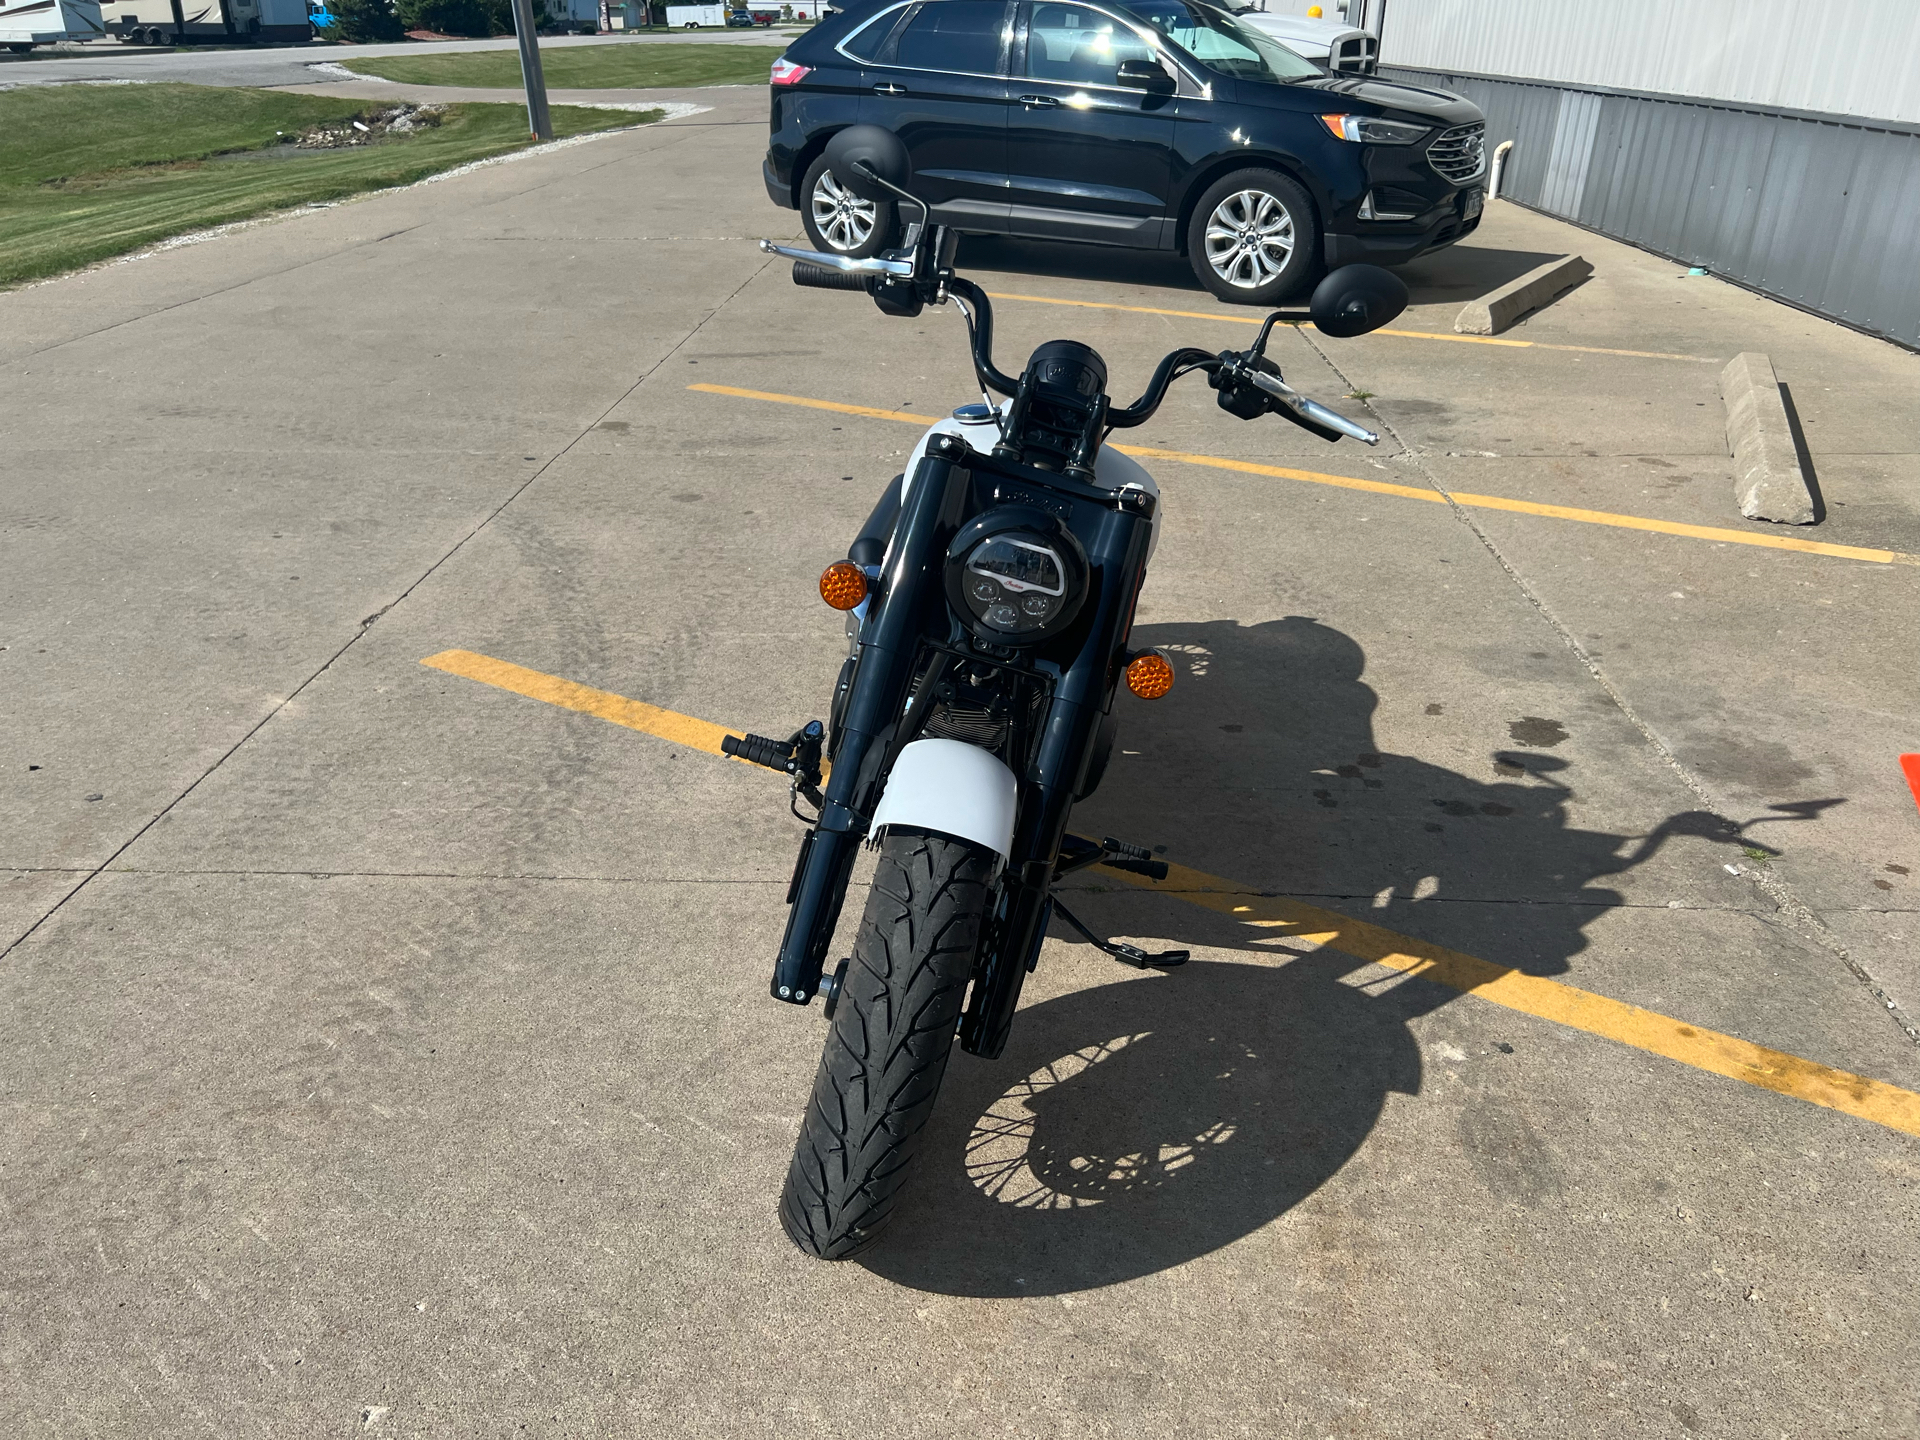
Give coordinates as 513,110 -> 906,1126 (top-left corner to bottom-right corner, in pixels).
728,126 -> 1409,1259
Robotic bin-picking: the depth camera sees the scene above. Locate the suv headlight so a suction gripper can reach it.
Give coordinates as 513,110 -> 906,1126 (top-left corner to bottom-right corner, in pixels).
1319,113 -> 1430,145
945,510 -> 1088,645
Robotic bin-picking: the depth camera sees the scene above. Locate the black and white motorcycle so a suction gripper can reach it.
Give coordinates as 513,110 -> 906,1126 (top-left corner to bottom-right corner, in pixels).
728,127 -> 1407,1259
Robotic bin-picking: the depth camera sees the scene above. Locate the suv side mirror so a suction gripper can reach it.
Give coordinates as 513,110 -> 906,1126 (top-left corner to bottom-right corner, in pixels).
1308,264 -> 1409,337
1115,58 -> 1174,91
824,124 -> 914,204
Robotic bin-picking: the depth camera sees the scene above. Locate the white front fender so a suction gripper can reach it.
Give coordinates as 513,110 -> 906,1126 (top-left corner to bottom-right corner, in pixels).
867,738 -> 1019,862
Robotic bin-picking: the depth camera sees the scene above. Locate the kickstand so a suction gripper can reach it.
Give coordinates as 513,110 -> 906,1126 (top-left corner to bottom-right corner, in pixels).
1050,895 -> 1189,970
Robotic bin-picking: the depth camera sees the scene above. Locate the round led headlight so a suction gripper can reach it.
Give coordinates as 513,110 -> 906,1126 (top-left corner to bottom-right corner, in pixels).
945,509 -> 1088,645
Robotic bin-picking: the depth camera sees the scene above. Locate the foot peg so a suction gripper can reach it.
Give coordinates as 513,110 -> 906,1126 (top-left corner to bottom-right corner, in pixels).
1053,833 -> 1170,882
723,720 -> 825,805
1049,895 -> 1188,970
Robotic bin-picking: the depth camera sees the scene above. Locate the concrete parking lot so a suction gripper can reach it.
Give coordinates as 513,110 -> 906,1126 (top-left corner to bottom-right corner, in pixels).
4,81 -> 1918,1437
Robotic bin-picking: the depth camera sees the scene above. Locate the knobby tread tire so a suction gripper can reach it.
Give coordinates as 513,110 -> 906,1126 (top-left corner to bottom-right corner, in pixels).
779,828 -> 993,1259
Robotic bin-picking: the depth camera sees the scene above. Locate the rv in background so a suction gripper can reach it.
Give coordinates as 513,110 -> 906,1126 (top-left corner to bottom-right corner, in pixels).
103,0 -> 309,42
2,0 -> 105,49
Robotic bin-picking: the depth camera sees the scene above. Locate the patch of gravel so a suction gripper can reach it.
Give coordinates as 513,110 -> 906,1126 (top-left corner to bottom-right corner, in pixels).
295,102 -> 445,148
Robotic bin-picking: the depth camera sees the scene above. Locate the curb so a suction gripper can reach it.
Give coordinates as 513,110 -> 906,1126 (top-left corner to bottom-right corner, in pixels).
1721,352 -> 1817,525
1455,254 -> 1592,335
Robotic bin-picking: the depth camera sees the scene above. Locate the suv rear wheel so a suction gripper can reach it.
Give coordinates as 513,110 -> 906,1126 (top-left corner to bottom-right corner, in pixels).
1187,169 -> 1318,306
800,152 -> 898,260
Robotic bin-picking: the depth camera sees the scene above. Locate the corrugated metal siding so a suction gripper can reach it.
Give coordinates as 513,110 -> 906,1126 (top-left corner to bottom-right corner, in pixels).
1388,66 -> 1920,347
1379,0 -> 1920,126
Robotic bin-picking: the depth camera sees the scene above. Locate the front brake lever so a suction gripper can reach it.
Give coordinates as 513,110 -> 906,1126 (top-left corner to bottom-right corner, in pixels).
1247,369 -> 1379,444
757,239 -> 912,276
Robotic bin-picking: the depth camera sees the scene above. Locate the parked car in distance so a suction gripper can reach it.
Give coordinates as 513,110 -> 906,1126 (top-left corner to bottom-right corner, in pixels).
307,0 -> 333,32
763,0 -> 1484,303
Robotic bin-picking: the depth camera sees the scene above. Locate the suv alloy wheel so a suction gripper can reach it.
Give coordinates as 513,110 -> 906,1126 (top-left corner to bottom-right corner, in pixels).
800,153 -> 897,259
1186,168 -> 1320,305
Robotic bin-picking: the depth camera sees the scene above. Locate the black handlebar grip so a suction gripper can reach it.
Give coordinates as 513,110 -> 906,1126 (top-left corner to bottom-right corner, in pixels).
792,262 -> 871,292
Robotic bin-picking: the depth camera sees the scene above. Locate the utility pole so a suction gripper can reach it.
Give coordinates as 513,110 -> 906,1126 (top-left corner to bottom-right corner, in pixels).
509,0 -> 553,143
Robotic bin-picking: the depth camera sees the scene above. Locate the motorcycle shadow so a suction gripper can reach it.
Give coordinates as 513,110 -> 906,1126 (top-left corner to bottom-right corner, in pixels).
862,951 -> 1421,1297
863,617 -> 1808,1296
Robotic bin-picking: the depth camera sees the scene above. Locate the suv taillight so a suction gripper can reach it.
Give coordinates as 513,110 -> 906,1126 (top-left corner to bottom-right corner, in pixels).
770,59 -> 812,86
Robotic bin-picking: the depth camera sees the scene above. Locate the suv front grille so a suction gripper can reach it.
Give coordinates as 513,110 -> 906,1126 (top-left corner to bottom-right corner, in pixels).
1428,122 -> 1486,184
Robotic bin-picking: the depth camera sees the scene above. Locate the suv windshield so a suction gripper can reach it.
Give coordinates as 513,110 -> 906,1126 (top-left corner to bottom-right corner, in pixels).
1119,0 -> 1323,84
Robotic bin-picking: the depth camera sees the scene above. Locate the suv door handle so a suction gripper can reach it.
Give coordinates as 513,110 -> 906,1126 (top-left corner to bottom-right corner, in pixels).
1018,94 -> 1061,109
873,82 -> 907,95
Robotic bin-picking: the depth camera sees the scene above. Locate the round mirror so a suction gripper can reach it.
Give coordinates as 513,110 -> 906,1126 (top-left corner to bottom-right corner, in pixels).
1308,264 -> 1410,338
823,125 -> 913,204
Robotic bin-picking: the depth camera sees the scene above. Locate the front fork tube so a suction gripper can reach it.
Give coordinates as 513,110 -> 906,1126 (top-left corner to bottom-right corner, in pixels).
769,441 -> 973,1006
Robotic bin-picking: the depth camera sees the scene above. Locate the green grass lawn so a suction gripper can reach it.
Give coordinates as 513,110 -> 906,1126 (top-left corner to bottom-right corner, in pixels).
0,83 -> 655,288
342,41 -> 784,88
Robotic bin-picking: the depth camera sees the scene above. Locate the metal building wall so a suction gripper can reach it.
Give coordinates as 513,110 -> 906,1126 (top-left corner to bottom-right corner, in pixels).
1379,0 -> 1920,125
1375,0 -> 1920,348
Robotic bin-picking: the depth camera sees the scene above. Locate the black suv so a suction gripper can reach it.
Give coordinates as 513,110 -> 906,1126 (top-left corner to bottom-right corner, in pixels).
763,0 -> 1485,304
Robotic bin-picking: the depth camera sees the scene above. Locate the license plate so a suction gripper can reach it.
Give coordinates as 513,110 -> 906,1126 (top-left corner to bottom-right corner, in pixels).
1463,189 -> 1484,219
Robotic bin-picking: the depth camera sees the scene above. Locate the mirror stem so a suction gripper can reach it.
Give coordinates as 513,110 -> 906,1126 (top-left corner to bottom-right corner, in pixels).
853,161 -> 931,231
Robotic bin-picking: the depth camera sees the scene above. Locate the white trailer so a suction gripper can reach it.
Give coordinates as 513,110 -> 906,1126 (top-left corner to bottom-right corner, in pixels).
101,0 -> 271,42
666,2 -> 724,26
1,0 -> 105,49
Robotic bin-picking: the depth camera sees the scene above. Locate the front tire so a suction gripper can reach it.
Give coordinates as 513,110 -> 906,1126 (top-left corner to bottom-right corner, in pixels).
1186,168 -> 1319,305
799,151 -> 898,260
779,827 -> 993,1259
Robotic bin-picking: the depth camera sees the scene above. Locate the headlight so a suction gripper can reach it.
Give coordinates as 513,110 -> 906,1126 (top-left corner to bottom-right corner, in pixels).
945,510 -> 1088,646
1319,113 -> 1429,145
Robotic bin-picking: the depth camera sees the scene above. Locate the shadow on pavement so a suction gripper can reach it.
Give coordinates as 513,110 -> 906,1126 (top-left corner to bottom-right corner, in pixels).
863,617 -> 1825,1297
1393,242 -> 1568,305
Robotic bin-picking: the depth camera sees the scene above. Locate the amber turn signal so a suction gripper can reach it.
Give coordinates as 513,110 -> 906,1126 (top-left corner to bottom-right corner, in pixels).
1125,650 -> 1175,699
819,560 -> 869,611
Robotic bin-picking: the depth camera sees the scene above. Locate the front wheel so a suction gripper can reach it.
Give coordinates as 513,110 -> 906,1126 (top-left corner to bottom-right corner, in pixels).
779,827 -> 994,1259
1186,168 -> 1320,306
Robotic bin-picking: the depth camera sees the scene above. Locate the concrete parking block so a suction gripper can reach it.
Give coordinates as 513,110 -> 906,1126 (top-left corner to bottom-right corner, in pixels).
1722,350 -> 1819,524
1453,252 -> 1593,335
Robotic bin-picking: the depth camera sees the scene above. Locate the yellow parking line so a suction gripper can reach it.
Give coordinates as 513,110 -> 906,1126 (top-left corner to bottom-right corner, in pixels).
688,383 -> 1920,567
688,384 -> 936,426
983,290 -> 1719,363
1118,445 -> 1920,565
422,649 -> 741,756
424,648 -> 1920,1141
1102,861 -> 1920,1138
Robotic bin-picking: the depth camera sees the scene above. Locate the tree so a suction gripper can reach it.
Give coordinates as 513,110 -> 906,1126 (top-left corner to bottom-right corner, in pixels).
394,0 -> 547,34
394,0 -> 490,33
318,0 -> 404,41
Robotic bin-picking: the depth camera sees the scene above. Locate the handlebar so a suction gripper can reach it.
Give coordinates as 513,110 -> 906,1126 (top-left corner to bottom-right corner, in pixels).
763,226 -> 1380,447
